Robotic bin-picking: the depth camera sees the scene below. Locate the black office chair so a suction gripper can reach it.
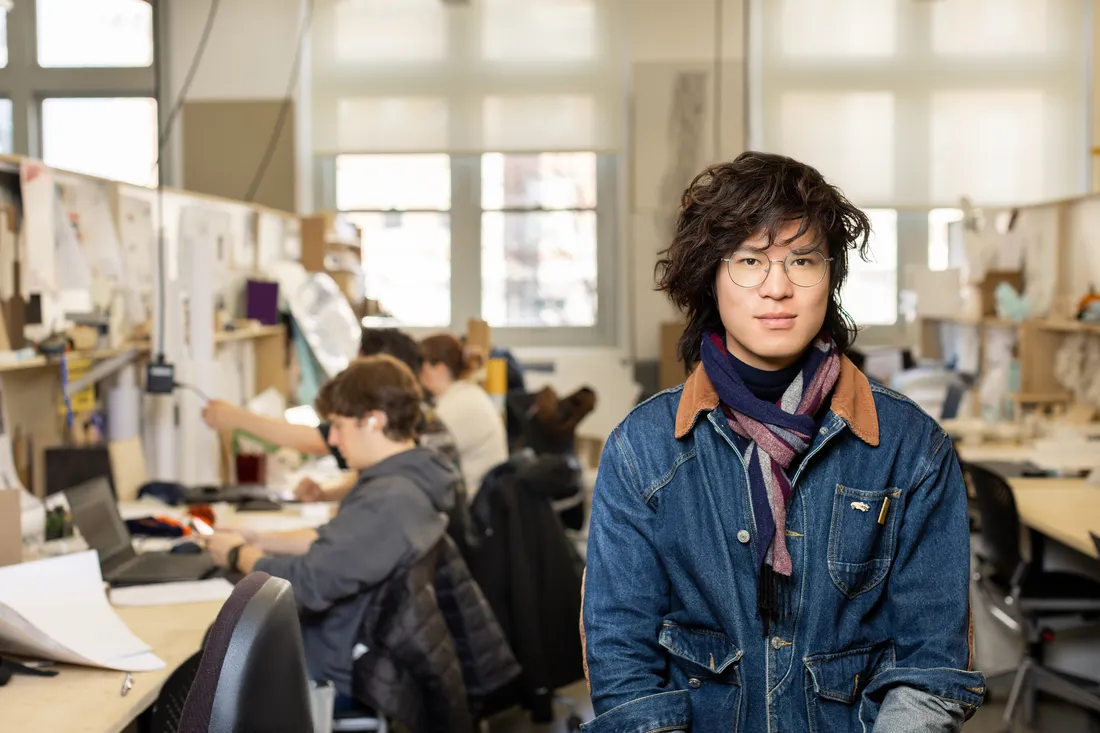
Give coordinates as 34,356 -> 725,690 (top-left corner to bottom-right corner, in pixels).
146,651 -> 203,733
941,381 -> 967,421
177,572 -> 314,733
963,463 -> 1100,730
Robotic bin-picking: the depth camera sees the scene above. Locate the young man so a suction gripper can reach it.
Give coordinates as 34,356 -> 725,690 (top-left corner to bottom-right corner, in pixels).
206,355 -> 461,697
581,152 -> 984,732
201,327 -> 460,501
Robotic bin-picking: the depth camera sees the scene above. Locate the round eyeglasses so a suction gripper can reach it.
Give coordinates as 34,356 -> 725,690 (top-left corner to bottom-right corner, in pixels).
721,250 -> 833,289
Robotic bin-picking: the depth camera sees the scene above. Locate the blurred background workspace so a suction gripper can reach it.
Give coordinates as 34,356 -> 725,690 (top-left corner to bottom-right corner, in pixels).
1,0 -> 1100,731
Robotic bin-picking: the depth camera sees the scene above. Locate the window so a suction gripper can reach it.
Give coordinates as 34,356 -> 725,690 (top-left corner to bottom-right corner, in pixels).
337,154 -> 451,327
480,2 -> 597,61
0,100 -> 12,154
481,152 -> 598,327
779,0 -> 896,57
37,0 -> 153,68
840,209 -> 898,326
928,208 -> 964,271
41,98 -> 158,186
0,9 -> 8,68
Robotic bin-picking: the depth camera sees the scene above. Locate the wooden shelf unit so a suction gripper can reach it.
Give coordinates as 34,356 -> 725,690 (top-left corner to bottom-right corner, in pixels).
918,315 -> 1100,413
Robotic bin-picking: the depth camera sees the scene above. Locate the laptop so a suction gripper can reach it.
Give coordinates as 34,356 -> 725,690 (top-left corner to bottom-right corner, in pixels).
65,477 -> 216,586
181,484 -> 281,505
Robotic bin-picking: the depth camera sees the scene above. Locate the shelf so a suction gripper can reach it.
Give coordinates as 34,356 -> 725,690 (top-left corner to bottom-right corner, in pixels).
214,324 -> 284,343
1029,319 -> 1100,334
919,315 -> 1022,329
0,325 -> 284,374
1012,392 -> 1073,404
0,343 -> 150,374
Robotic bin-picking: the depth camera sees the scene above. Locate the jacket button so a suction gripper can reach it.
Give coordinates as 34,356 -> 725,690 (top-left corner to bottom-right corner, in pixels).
737,530 -> 751,544
688,677 -> 702,688
771,636 -> 784,650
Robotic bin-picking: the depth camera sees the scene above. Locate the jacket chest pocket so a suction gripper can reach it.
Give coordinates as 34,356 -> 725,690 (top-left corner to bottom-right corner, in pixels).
828,485 -> 902,598
658,622 -> 744,732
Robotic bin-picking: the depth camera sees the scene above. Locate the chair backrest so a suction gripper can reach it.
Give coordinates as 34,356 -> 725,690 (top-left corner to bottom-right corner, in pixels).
941,381 -> 967,420
147,651 -> 203,733
963,462 -> 1024,583
178,572 -> 313,733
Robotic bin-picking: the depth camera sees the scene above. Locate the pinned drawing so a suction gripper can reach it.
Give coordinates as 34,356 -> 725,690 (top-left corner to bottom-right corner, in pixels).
654,72 -> 707,241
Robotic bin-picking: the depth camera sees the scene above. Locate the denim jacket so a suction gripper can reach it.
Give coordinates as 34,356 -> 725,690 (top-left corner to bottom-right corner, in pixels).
581,357 -> 985,733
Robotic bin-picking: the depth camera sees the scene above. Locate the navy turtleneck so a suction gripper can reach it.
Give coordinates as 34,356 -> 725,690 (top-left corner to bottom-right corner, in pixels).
729,353 -> 807,403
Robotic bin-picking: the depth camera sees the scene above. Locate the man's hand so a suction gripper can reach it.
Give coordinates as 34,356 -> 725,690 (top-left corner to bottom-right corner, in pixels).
201,400 -> 243,431
206,531 -> 247,568
294,477 -> 324,503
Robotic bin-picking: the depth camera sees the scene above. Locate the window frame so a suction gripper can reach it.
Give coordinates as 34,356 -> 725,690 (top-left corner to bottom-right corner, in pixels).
0,0 -> 157,164
317,152 -> 620,349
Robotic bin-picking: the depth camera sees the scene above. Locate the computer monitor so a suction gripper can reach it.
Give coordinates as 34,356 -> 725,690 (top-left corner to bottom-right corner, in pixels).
45,446 -> 114,498
64,477 -> 135,569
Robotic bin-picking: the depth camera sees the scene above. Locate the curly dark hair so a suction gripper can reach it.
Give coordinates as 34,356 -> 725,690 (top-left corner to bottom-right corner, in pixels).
655,151 -> 872,368
315,354 -> 423,441
360,328 -> 422,373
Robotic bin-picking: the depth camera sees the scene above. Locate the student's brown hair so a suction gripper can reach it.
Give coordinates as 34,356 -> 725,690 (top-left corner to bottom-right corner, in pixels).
420,333 -> 482,379
314,355 -> 422,442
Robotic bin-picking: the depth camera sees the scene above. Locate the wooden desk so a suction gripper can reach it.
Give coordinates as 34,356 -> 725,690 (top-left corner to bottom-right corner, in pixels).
3,601 -> 222,733
4,501 -> 334,732
956,441 -> 1033,464
1008,477 -> 1100,559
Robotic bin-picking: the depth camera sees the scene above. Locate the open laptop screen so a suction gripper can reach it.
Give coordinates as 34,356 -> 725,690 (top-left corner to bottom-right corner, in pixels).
65,477 -> 135,567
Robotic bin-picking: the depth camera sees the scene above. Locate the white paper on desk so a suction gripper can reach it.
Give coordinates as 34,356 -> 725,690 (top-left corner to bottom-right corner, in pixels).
19,160 -> 57,296
110,578 -> 234,607
0,551 -> 165,671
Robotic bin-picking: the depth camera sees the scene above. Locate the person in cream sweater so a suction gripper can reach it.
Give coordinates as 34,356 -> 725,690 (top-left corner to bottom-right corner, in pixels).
419,333 -> 509,498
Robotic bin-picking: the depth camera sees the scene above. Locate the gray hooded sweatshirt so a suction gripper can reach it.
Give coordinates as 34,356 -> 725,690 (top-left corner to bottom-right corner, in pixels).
255,447 -> 458,695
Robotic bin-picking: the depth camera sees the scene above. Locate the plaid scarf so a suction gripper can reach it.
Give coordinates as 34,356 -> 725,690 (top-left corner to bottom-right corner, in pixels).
699,331 -> 840,630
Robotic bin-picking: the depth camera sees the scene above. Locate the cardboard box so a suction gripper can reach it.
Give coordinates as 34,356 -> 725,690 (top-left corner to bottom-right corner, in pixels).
978,270 -> 1024,316
659,322 -> 687,390
0,489 -> 22,567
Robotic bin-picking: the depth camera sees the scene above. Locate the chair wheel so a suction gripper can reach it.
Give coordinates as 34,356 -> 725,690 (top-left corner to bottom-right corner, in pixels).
566,714 -> 583,732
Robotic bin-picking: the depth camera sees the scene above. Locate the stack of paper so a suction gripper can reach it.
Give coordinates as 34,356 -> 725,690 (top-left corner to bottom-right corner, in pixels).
110,579 -> 234,607
0,551 -> 164,671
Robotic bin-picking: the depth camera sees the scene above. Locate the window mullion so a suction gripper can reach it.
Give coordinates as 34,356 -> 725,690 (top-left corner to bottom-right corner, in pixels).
449,154 -> 481,330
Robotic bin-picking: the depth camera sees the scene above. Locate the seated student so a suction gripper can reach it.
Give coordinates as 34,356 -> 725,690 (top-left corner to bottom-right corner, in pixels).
205,355 -> 462,698
419,333 -> 509,497
201,327 -> 461,502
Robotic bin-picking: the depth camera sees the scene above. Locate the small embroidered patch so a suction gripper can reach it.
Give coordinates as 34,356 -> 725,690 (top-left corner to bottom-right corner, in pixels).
850,501 -> 871,513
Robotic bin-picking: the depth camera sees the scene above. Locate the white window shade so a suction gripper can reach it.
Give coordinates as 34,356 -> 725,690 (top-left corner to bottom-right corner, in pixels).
311,0 -> 626,155
777,92 -> 895,203
779,0 -> 896,57
751,0 -> 1088,208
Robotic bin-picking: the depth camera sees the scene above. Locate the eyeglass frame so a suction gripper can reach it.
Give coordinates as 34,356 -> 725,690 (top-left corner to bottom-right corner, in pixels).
719,250 -> 834,289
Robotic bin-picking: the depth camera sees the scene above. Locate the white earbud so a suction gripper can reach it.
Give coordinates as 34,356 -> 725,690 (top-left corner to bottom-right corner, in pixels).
366,416 -> 378,431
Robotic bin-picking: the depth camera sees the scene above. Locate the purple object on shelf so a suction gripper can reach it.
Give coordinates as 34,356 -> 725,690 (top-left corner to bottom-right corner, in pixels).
246,280 -> 280,325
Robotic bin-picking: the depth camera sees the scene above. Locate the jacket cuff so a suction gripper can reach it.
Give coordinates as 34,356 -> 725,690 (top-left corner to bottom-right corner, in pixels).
581,690 -> 691,733
864,666 -> 986,711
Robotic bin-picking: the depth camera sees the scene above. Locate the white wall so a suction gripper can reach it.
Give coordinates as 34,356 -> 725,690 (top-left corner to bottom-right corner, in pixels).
162,0 -> 312,209
626,0 -> 746,361
165,0 -> 304,101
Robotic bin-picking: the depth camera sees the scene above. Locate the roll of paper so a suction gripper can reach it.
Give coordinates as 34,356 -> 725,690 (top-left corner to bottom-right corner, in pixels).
107,385 -> 142,442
